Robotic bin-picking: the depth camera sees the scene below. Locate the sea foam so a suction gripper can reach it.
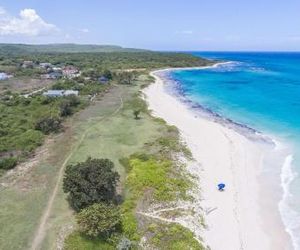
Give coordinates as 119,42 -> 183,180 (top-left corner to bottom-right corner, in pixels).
279,155 -> 300,250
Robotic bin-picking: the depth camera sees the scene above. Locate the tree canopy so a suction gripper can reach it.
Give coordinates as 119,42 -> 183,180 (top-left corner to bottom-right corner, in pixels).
76,203 -> 121,238
63,158 -> 120,211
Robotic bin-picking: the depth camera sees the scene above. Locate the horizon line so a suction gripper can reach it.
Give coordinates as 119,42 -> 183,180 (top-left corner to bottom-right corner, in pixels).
0,42 -> 299,53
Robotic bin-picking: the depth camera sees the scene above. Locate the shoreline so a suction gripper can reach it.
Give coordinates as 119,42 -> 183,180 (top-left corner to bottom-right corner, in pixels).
143,65 -> 292,249
157,64 -> 275,145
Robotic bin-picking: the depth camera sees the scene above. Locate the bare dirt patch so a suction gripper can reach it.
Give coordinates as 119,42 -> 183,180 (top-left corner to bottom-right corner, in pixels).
0,77 -> 54,94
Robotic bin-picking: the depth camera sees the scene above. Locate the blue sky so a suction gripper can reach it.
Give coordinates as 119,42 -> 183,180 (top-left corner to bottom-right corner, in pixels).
0,0 -> 299,51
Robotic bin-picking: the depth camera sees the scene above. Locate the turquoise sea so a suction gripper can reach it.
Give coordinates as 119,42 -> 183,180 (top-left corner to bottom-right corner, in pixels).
168,52 -> 300,249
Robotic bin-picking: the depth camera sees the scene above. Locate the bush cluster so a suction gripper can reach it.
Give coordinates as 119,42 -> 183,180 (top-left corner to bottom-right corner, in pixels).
0,157 -> 17,170
35,117 -> 62,134
63,157 -> 123,241
0,94 -> 83,171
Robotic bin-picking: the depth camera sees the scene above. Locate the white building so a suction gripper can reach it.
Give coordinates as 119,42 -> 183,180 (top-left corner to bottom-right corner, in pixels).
0,72 -> 13,80
43,90 -> 79,97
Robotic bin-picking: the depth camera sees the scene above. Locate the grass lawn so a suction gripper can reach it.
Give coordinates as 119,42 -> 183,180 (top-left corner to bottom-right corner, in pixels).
42,81 -> 164,249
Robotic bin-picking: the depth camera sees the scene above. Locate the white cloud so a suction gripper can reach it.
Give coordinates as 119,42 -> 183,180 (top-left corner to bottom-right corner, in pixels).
0,7 -> 58,36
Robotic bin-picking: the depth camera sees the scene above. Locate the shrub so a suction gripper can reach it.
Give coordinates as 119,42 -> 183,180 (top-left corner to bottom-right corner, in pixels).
103,69 -> 113,80
59,100 -> 72,117
117,237 -> 132,250
59,96 -> 80,117
76,203 -> 121,238
40,96 -> 52,105
35,117 -> 62,134
63,157 -> 120,211
66,95 -> 81,107
0,157 -> 18,170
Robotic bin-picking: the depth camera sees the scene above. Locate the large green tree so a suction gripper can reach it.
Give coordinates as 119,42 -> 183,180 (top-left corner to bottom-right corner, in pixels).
76,203 -> 121,238
63,158 -> 120,211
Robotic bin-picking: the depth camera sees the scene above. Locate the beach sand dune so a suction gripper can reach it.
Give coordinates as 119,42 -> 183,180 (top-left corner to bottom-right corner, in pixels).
143,69 -> 291,250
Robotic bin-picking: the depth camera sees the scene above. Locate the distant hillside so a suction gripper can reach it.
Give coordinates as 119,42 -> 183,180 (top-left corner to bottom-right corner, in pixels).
0,43 -> 148,54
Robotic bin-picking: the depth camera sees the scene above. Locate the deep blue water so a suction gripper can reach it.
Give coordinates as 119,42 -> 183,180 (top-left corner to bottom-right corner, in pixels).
169,52 -> 300,249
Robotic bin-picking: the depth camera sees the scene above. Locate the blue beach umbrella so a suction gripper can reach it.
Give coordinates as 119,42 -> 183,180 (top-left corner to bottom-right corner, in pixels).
218,183 -> 225,191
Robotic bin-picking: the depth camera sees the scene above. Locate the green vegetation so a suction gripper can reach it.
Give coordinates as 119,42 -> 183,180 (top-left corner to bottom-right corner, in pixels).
149,223 -> 204,250
62,82 -> 203,249
0,157 -> 17,170
76,203 -> 121,238
115,71 -> 138,85
63,88 -> 199,249
0,43 -> 147,55
51,78 -> 110,96
0,47 -> 211,249
0,44 -> 211,172
35,117 -> 62,134
0,94 -> 84,173
0,86 -> 126,250
64,232 -> 115,250
133,110 -> 140,119
127,157 -> 191,201
119,140 -> 193,245
63,158 -> 120,211
60,96 -> 81,116
0,49 -> 212,78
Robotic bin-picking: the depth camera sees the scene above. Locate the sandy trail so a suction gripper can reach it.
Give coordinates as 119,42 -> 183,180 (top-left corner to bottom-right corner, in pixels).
143,69 -> 291,250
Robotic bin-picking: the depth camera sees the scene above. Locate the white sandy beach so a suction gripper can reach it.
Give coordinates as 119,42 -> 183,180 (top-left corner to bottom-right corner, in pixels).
143,68 -> 292,250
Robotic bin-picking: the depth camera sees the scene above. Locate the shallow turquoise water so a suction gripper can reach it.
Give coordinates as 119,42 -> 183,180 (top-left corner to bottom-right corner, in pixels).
169,52 -> 300,249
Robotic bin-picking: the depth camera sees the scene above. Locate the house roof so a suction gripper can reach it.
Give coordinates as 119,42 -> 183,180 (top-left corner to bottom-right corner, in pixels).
99,76 -> 109,82
49,72 -> 62,76
64,90 -> 79,95
0,72 -> 8,80
43,90 -> 64,96
43,89 -> 79,97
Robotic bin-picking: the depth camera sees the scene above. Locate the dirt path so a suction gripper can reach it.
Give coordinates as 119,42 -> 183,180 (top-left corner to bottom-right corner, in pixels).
137,204 -> 204,245
30,94 -> 124,250
22,87 -> 46,98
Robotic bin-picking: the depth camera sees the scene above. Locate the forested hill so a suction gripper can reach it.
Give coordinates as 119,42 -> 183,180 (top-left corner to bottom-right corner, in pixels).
0,43 -> 215,69
0,43 -> 147,54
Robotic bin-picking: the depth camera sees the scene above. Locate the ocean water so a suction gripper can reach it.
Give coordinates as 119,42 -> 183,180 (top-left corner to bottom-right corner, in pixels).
168,52 -> 300,249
